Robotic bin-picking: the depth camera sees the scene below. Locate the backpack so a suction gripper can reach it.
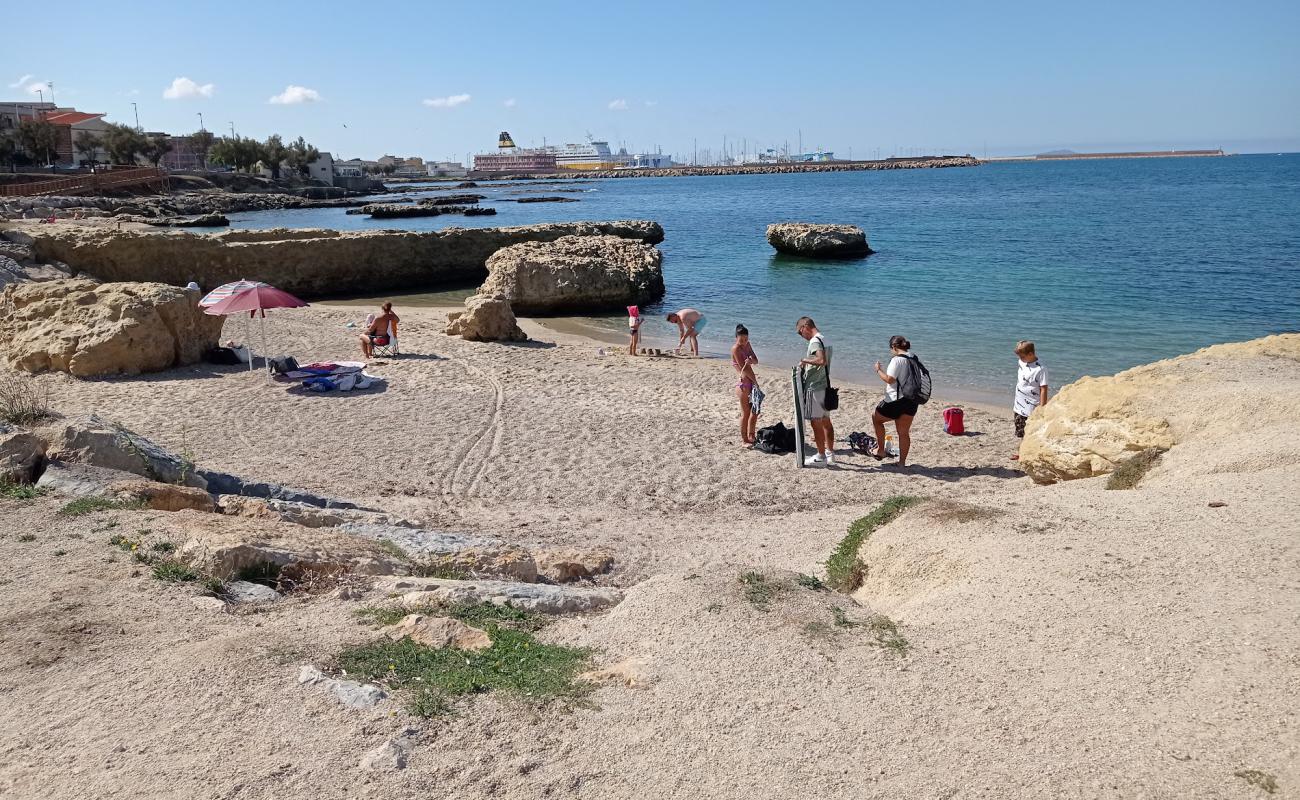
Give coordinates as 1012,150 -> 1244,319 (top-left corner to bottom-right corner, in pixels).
899,354 -> 933,405
754,422 -> 796,454
270,356 -> 300,375
205,346 -> 243,365
942,406 -> 965,435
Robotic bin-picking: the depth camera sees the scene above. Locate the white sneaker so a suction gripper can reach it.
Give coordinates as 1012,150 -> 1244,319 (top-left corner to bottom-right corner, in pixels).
824,452 -> 836,467
804,454 -> 824,467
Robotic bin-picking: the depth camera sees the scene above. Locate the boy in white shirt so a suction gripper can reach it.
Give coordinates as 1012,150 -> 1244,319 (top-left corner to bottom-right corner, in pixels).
1012,340 -> 1050,460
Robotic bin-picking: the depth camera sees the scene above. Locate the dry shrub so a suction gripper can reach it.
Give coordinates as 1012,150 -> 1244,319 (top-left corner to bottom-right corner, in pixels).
0,373 -> 52,426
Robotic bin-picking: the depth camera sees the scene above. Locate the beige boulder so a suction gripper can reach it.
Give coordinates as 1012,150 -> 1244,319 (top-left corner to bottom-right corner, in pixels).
110,479 -> 215,513
480,235 -> 665,314
172,510 -> 406,581
1020,334 -> 1300,483
1,278 -> 224,377
766,223 -> 872,258
0,422 -> 46,484
444,294 -> 527,342
40,413 -> 204,487
535,548 -> 615,583
381,614 -> 492,651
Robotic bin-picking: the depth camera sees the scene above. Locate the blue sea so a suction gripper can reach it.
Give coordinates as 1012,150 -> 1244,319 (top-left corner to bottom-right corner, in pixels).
224,154 -> 1300,401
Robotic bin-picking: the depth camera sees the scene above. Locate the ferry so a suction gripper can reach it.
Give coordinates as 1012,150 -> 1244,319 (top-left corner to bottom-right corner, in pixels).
548,136 -> 617,171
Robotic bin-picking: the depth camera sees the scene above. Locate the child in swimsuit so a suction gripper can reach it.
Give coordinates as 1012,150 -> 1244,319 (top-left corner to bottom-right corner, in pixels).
627,305 -> 642,355
732,324 -> 760,445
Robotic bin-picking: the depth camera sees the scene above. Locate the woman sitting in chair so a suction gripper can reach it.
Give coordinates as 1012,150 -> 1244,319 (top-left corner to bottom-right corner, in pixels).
359,302 -> 400,358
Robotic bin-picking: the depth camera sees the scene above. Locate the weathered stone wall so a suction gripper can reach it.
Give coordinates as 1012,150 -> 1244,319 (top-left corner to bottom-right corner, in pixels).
3,220 -> 664,299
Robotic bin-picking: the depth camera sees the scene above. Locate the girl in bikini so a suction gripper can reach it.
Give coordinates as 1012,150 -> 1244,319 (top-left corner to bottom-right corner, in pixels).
732,324 -> 760,445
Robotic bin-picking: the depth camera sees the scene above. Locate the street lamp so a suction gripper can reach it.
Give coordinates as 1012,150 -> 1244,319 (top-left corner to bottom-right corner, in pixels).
197,112 -> 204,131
229,122 -> 235,138
132,102 -> 140,130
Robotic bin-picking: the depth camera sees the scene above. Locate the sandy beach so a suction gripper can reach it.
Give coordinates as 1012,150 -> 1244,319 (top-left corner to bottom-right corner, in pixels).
1,305 -> 1296,799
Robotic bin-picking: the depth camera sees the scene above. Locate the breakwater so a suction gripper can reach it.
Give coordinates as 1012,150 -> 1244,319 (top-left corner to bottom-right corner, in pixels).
471,155 -> 981,181
2,220 -> 663,298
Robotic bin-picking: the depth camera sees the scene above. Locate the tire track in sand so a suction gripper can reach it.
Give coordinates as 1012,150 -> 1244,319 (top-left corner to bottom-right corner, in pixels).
440,359 -> 505,497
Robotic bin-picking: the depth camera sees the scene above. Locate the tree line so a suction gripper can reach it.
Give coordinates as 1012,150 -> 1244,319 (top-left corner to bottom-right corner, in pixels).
0,119 -> 319,178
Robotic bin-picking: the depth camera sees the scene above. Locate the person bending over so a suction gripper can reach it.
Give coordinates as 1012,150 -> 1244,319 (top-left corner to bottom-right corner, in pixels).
667,308 -> 706,356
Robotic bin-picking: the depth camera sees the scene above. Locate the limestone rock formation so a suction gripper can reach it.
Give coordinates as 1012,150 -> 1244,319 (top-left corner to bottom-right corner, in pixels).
1,279 -> 224,377
766,223 -> 872,258
0,422 -> 45,484
535,548 -> 615,583
110,479 -> 216,513
40,414 -> 205,487
480,235 -> 665,314
1019,334 -> 1300,483
4,220 -> 664,299
172,510 -> 406,580
381,614 -> 492,651
445,294 -> 528,342
378,576 -> 623,615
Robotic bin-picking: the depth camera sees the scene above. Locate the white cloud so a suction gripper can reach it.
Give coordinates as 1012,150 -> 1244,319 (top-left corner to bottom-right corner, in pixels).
423,93 -> 471,108
644,100 -> 658,107
269,85 -> 321,105
503,98 -> 517,108
8,74 -> 33,89
162,77 -> 215,100
607,98 -> 628,111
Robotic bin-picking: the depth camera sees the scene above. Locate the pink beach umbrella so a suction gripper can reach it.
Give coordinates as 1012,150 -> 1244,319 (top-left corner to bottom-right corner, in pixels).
202,283 -> 309,373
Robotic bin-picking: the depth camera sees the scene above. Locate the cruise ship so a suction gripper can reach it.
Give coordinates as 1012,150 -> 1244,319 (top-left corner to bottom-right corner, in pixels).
472,131 -> 557,175
548,137 -> 617,171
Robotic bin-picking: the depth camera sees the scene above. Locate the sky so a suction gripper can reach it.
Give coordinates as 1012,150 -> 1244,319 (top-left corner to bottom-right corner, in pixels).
5,0 -> 1299,162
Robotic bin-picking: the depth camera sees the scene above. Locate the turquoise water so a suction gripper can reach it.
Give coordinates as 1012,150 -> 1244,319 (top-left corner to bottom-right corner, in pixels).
225,155 -> 1300,398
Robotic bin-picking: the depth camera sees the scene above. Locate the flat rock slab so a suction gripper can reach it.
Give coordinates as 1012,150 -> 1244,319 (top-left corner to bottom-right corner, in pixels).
377,577 -> 623,615
381,614 -> 491,650
298,665 -> 386,709
217,496 -> 413,529
223,580 -> 282,604
37,460 -> 138,498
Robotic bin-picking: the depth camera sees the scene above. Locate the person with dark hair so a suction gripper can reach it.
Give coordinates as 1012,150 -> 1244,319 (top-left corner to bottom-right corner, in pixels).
360,301 -> 399,358
666,308 -> 706,356
870,335 -> 918,468
731,324 -> 760,445
796,316 -> 835,466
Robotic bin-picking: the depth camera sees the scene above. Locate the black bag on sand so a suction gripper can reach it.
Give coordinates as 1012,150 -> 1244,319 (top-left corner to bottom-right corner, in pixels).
205,346 -> 243,365
270,356 -> 299,375
754,422 -> 796,454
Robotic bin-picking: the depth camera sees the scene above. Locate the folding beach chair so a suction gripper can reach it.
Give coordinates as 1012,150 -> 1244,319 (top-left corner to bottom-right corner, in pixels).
368,319 -> 399,357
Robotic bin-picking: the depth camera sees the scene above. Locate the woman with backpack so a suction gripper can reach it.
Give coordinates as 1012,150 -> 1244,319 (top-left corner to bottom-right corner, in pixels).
870,335 -> 922,468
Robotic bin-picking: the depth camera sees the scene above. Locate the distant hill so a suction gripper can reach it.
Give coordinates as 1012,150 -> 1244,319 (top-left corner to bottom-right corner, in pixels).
1038,149 -> 1078,156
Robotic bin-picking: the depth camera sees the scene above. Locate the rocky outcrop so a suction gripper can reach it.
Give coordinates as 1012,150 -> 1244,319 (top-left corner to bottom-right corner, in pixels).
174,510 -> 406,580
480,235 -> 665,314
109,479 -> 216,512
445,294 -> 528,342
766,223 -> 872,258
1020,334 -> 1300,483
381,614 -> 492,651
3,221 -> 664,299
0,422 -> 45,484
40,414 -> 205,487
379,576 -> 623,615
140,213 -> 230,228
1,279 -> 224,377
535,548 -> 615,583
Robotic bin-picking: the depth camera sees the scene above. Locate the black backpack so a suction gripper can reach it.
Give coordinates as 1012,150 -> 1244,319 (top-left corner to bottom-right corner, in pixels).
205,346 -> 243,365
900,355 -> 933,405
270,356 -> 300,375
754,422 -> 796,454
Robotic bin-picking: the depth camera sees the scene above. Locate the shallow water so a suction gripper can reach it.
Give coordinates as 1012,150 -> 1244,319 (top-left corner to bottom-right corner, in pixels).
227,155 -> 1300,402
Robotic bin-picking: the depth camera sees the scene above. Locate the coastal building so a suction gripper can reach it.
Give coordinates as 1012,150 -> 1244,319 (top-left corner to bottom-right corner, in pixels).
160,134 -> 205,171
617,152 -> 675,169
334,158 -> 377,177
426,160 -> 468,177
41,109 -> 110,166
0,101 -> 56,134
307,151 -> 335,184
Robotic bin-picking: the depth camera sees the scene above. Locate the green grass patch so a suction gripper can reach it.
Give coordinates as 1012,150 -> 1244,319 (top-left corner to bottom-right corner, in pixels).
337,623 -> 592,717
826,496 -> 923,592
356,601 -> 548,633
150,541 -> 176,553
151,560 -> 199,583
1234,769 -> 1278,795
739,571 -> 784,611
58,496 -> 144,517
202,577 -> 226,596
410,560 -> 473,580
795,573 -> 826,591
0,480 -> 46,501
867,615 -> 910,657
1106,449 -> 1164,490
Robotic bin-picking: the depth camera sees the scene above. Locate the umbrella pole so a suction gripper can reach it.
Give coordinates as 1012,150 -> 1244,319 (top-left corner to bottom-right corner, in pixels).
245,314 -> 253,371
260,311 -> 269,377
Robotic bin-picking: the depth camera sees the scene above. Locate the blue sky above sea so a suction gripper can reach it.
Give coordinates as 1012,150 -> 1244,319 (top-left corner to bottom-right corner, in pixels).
4,0 -> 1298,162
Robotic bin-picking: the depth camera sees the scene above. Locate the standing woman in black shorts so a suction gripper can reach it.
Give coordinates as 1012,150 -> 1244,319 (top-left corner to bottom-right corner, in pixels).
870,335 -> 920,467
